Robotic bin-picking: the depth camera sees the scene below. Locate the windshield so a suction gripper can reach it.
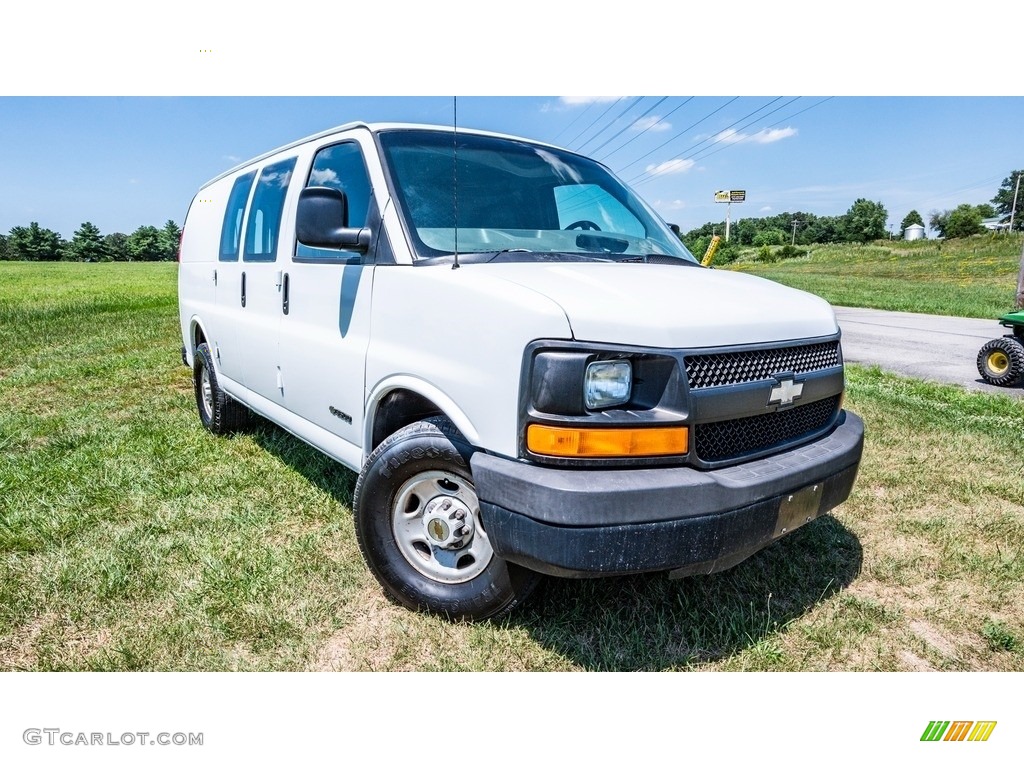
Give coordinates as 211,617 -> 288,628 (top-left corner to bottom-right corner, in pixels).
378,129 -> 697,263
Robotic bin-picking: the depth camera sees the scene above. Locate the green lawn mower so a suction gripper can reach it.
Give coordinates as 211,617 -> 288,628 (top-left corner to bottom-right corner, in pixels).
977,310 -> 1024,387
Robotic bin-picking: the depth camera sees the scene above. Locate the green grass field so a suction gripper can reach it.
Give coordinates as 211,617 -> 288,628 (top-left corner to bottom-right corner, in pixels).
1,262 -> 1022,670
725,234 -> 1023,318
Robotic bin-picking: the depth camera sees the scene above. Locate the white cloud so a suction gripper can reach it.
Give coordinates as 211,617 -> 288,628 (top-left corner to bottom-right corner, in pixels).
224,155 -> 242,163
750,127 -> 797,144
760,206 -> 773,213
645,158 -> 696,176
560,96 -> 622,106
632,116 -> 670,132
714,129 -> 745,144
654,199 -> 687,211
711,127 -> 797,145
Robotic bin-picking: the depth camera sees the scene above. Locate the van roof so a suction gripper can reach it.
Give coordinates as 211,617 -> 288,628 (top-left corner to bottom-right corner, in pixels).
201,122 -> 564,189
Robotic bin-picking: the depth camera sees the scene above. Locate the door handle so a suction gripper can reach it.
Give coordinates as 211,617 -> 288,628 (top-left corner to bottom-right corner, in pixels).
282,273 -> 290,315
241,271 -> 246,307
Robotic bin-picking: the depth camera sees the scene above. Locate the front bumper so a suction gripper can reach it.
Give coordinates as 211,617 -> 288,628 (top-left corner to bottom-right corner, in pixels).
472,411 -> 864,578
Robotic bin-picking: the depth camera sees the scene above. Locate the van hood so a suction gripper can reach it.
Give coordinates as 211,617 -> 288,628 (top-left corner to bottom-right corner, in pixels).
476,262 -> 839,348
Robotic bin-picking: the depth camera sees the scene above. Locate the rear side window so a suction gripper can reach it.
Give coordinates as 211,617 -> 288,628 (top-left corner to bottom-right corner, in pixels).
296,142 -> 372,260
244,157 -> 297,262
219,171 -> 256,261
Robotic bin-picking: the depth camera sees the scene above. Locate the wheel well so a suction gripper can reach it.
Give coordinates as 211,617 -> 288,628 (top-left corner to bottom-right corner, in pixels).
370,389 -> 443,451
192,324 -> 207,352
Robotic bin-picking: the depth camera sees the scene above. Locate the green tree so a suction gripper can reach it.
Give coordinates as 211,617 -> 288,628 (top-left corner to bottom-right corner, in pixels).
991,170 -> 1022,230
66,221 -> 108,262
753,228 -> 786,247
899,209 -> 925,235
802,215 -> 845,244
0,233 -> 8,260
157,220 -> 182,261
126,225 -> 163,261
732,218 -> 759,246
943,204 -> 985,239
844,199 -> 888,243
975,203 -> 997,220
7,222 -> 65,261
104,232 -> 130,262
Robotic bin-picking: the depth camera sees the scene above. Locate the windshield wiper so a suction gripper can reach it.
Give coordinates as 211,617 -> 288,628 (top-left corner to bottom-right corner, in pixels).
483,248 -> 532,263
615,254 -> 701,266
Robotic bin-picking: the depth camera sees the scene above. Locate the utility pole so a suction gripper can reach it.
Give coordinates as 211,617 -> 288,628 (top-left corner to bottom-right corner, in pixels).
1017,235 -> 1024,309
791,219 -> 802,246
1014,172 -> 1023,309
1011,171 -> 1021,233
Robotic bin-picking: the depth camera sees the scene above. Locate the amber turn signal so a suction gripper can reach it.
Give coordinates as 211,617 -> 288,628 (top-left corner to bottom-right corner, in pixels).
527,424 -> 688,458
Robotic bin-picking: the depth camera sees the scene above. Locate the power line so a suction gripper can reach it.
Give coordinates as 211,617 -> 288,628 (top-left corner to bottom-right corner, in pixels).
576,96 -> 645,153
614,97 -> 740,177
630,96 -> 833,191
551,100 -> 599,143
581,96 -> 667,156
596,97 -> 692,162
565,97 -> 625,149
624,97 -> 783,184
681,97 -> 801,166
668,98 -> 824,182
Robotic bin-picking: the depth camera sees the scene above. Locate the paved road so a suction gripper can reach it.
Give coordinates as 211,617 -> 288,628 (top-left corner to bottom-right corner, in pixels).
834,307 -> 1024,398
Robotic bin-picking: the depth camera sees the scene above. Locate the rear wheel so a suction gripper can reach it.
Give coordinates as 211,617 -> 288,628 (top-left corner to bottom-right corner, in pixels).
977,337 -> 1024,387
353,417 -> 540,620
192,342 -> 253,434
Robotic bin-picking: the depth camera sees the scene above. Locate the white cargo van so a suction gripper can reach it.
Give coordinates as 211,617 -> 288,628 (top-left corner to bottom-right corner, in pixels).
178,122 -> 864,620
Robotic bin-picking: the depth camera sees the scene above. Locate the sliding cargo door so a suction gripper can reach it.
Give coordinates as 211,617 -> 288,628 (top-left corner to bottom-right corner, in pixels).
234,156 -> 298,403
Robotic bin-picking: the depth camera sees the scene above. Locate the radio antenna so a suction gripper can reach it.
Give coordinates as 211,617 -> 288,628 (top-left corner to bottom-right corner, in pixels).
452,95 -> 460,270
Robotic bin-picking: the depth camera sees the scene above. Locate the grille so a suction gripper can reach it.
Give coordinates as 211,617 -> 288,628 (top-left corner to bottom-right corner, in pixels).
685,341 -> 840,389
694,395 -> 841,463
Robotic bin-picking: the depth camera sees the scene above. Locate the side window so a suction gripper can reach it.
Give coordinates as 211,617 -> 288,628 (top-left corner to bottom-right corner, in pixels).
554,184 -> 646,238
243,157 -> 297,262
296,142 -> 372,260
219,171 -> 256,261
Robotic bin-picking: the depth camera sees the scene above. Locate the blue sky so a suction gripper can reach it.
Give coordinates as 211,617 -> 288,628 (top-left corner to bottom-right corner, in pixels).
1,96 -> 1021,240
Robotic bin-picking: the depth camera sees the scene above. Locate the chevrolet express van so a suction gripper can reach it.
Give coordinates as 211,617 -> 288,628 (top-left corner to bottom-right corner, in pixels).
178,122 -> 864,620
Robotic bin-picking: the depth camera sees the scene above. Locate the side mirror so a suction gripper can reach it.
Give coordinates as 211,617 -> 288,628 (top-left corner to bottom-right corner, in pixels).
296,186 -> 371,252
668,223 -> 681,236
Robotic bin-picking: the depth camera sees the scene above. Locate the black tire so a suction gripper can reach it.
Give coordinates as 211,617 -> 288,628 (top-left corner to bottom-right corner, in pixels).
353,417 -> 540,621
976,336 -> 1024,387
192,342 -> 253,434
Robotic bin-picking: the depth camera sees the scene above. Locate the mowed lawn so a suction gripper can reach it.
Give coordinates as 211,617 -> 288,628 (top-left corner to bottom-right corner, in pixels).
726,234 -> 1023,319
1,262 -> 1022,671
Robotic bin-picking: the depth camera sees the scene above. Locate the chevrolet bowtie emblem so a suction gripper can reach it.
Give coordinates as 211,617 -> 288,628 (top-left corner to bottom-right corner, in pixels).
768,376 -> 804,407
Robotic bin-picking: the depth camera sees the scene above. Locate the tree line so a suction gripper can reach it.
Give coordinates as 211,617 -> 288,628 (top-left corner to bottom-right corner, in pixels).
682,170 -> 1023,259
0,220 -> 182,262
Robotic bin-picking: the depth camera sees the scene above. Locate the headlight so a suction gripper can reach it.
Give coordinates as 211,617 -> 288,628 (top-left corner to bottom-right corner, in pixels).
584,360 -> 632,409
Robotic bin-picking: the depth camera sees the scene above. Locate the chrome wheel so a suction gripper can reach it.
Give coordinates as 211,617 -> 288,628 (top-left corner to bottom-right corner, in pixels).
391,470 -> 493,584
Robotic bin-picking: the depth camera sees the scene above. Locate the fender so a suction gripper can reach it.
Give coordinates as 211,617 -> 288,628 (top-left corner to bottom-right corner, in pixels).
185,315 -> 211,368
364,374 -> 482,460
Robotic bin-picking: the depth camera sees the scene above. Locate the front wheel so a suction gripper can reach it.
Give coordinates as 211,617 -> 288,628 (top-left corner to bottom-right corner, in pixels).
977,337 -> 1024,387
353,417 -> 540,620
